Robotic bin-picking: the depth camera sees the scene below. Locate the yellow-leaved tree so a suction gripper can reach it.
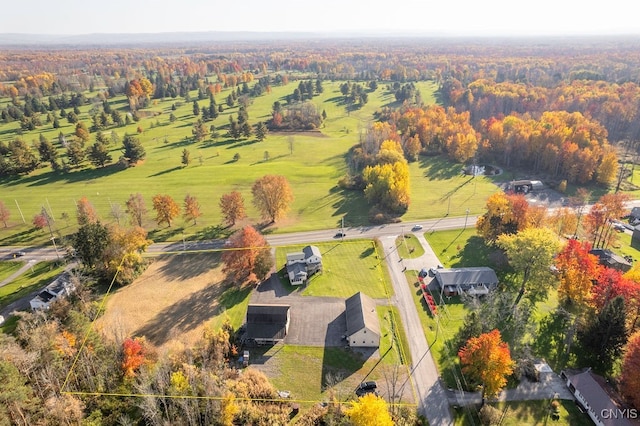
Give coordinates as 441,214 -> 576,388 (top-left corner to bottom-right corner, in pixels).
344,393 -> 394,426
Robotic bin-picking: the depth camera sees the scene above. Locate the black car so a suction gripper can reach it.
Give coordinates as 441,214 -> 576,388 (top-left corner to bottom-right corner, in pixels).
334,232 -> 346,238
355,381 -> 377,397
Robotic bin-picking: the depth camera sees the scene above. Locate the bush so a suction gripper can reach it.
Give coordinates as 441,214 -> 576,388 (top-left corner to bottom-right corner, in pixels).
478,404 -> 501,425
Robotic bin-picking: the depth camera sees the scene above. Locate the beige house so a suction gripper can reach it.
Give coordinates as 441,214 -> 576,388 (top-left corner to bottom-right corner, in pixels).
345,292 -> 380,348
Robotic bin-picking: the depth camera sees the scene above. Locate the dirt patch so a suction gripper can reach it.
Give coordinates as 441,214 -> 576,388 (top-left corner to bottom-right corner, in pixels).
96,253 -> 227,350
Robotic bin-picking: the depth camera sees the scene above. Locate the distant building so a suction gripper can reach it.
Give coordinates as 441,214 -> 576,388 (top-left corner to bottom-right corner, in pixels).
509,180 -> 544,194
245,304 -> 290,345
561,369 -> 632,426
345,292 -> 380,348
589,248 -> 632,272
285,245 -> 323,285
434,267 -> 498,296
29,273 -> 75,310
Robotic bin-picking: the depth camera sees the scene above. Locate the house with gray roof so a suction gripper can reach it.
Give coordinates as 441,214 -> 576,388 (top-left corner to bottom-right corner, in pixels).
285,245 -> 323,285
245,304 -> 290,345
434,267 -> 498,296
345,292 -> 380,348
561,369 -> 632,426
29,273 -> 75,310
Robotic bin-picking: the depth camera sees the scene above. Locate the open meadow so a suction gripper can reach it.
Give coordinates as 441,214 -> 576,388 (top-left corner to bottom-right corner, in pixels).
95,252 -> 252,351
0,79 -> 500,248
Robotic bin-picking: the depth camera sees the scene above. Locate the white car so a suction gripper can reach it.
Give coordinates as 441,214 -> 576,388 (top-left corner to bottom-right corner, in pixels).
412,224 -> 423,231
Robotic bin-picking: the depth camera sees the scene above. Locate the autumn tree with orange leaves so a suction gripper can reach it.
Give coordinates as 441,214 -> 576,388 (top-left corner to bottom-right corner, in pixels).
621,331 -> 640,409
76,196 -> 98,226
476,192 -> 529,244
219,191 -> 246,227
251,175 -> 293,223
152,194 -> 180,227
555,239 -> 601,307
121,337 -> 150,379
183,194 -> 201,225
459,329 -> 514,399
222,225 -> 273,283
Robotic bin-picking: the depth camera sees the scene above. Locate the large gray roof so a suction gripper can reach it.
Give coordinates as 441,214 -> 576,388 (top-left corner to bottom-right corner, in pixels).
345,292 -> 380,337
302,245 -> 322,259
246,304 -> 290,341
566,370 -> 631,426
435,267 -> 498,287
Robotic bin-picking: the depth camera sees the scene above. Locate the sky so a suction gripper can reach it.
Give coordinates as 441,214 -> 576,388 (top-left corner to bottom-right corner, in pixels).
2,0 -> 639,37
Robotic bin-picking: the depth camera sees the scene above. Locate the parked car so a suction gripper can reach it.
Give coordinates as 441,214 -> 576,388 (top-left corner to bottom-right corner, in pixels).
429,264 -> 444,276
355,381 -> 377,397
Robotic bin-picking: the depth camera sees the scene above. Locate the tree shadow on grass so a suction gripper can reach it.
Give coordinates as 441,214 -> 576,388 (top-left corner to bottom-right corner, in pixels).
147,166 -> 182,177
156,252 -> 222,281
0,227 -> 39,245
193,224 -> 233,241
448,236 -> 493,268
134,281 -> 233,346
148,226 -> 185,242
2,163 -> 124,188
321,344 -> 370,391
331,186 -> 369,228
420,155 -> 465,181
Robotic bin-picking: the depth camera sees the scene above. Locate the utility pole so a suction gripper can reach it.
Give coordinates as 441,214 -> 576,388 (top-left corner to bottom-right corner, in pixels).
14,199 -> 25,223
464,208 -> 470,230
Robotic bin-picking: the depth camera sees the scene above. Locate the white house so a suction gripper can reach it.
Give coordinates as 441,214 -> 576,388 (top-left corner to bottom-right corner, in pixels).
345,292 -> 380,348
561,369 -> 632,426
29,273 -> 75,310
285,245 -> 323,285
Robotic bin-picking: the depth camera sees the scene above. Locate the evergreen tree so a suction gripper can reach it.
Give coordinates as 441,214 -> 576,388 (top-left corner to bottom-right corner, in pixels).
192,100 -> 200,116
122,135 -> 146,165
578,296 -> 628,373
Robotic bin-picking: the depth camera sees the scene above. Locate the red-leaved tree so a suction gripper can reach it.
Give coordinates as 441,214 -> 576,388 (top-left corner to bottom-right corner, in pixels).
222,225 -> 273,283
555,239 -> 601,307
121,337 -> 148,379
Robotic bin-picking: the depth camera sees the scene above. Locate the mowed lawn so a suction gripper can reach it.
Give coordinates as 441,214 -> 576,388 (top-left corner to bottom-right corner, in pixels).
0,261 -> 65,309
0,78 -> 500,249
0,261 -> 25,283
96,252 -> 252,350
252,344 -> 414,406
275,240 -> 391,299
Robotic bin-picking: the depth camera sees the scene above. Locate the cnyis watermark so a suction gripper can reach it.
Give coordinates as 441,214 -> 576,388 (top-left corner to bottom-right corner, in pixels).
601,408 -> 638,420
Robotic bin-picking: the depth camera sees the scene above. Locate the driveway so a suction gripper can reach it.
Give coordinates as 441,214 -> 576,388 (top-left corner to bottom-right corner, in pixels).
250,271 -> 348,347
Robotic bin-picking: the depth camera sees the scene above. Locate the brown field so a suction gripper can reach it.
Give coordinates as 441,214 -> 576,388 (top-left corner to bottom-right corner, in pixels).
96,253 -> 229,351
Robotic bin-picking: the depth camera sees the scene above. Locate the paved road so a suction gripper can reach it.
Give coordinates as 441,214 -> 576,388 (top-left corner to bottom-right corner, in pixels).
384,232 -> 454,425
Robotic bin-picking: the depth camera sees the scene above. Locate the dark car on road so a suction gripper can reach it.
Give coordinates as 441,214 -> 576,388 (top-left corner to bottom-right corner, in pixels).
355,381 -> 377,397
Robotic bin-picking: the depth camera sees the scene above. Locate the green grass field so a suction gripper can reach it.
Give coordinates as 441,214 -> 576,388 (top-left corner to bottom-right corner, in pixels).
0,79 -> 501,249
0,261 -> 65,308
0,261 -> 24,282
275,240 -> 391,299
396,234 -> 425,259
